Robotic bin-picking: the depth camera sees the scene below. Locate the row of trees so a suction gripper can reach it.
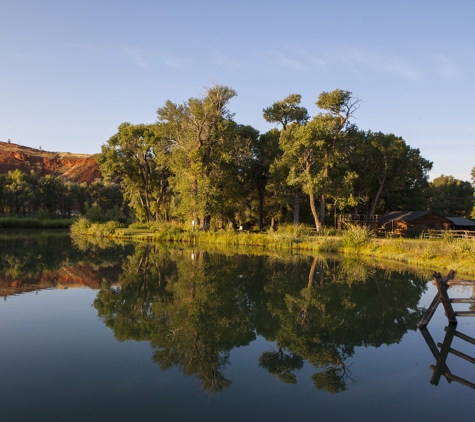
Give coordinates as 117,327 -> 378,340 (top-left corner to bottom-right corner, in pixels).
0,168 -> 123,219
98,85 -> 475,231
1,85 -> 473,227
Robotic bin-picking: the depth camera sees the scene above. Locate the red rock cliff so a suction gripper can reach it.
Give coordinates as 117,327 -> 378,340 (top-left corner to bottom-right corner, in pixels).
0,141 -> 102,183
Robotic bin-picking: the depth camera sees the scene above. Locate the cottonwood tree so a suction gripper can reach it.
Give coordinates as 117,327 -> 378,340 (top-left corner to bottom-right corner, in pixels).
263,93 -> 309,130
157,84 -> 237,229
233,126 -> 282,230
425,175 -> 474,217
349,131 -> 432,217
98,123 -> 172,222
275,89 -> 360,231
263,94 -> 309,224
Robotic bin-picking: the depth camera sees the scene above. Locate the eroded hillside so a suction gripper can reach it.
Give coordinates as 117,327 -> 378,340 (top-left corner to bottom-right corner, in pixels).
0,141 -> 102,183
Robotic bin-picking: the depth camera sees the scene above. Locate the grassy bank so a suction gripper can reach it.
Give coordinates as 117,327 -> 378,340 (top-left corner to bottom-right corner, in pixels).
356,237 -> 475,277
70,218 -> 475,277
0,217 -> 74,229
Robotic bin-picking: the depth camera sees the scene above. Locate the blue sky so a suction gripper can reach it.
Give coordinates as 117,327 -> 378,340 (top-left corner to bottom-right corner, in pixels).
1,0 -> 474,181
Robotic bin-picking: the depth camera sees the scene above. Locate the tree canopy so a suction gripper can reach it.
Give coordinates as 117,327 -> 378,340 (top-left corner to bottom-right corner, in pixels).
4,84 -> 471,230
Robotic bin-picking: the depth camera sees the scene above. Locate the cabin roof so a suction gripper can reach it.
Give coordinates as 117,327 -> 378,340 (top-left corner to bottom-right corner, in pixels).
445,217 -> 475,227
379,211 -> 449,225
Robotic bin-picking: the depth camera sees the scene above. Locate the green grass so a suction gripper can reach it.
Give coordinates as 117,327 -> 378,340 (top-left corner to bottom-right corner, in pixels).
357,237 -> 475,277
70,219 -> 475,277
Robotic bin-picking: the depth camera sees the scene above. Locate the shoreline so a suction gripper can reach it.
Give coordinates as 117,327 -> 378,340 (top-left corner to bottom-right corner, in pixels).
71,221 -> 475,278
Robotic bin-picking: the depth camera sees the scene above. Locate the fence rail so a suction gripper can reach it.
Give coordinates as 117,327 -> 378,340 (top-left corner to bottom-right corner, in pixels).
339,214 -> 381,223
422,230 -> 475,239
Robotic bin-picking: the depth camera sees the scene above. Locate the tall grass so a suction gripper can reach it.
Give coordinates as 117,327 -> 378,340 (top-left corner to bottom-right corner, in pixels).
341,225 -> 375,250
70,217 -> 120,237
69,219 -> 475,277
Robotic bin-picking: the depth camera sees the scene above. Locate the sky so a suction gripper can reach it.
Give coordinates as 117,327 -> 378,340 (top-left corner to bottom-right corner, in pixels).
1,0 -> 474,181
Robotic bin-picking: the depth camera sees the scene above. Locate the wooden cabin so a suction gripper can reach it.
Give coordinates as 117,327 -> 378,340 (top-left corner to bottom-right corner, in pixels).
445,217 -> 475,231
374,211 -> 451,236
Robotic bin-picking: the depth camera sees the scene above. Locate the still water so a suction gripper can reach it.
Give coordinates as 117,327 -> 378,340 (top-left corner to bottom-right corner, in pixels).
1,232 -> 475,421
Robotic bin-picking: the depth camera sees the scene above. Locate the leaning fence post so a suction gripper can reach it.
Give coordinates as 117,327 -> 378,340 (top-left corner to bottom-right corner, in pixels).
430,324 -> 456,386
418,270 -> 456,328
433,271 -> 457,325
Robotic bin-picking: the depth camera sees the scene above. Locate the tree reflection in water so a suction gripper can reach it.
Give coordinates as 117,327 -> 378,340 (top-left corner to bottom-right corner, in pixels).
93,244 -> 427,394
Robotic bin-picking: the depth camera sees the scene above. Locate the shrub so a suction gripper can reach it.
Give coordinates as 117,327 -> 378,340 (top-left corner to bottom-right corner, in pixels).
342,224 -> 375,249
128,222 -> 150,230
70,216 -> 92,235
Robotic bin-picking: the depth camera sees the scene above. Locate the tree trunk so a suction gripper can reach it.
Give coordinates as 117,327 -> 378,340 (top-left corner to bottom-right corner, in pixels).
293,189 -> 301,225
319,193 -> 326,230
191,176 -> 198,223
258,187 -> 264,231
270,217 -> 276,232
309,192 -> 323,232
369,176 -> 386,217
308,256 -> 318,288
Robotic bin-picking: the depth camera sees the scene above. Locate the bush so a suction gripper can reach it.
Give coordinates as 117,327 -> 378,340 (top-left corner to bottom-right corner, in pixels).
342,224 -> 374,249
70,218 -> 120,237
128,222 -> 151,230
70,216 -> 92,235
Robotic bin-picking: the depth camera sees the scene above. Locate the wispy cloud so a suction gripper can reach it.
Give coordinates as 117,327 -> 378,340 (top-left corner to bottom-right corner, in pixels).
66,42 -> 103,54
121,45 -> 147,68
272,51 -> 306,70
6,51 -> 38,61
214,53 -> 244,71
431,54 -> 460,77
338,50 -> 422,80
159,54 -> 189,68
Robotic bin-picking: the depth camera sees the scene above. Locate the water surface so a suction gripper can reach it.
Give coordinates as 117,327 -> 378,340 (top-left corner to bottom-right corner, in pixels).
1,233 -> 475,421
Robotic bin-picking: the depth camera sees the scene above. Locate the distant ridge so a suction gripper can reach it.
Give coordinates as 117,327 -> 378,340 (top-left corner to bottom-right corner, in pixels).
0,141 -> 102,183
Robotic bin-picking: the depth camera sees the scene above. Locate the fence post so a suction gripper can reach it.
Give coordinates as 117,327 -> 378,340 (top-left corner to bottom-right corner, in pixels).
433,271 -> 457,324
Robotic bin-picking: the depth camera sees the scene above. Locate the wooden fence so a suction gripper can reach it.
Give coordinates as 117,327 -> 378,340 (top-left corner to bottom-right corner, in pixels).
419,270 -> 475,390
422,230 -> 475,239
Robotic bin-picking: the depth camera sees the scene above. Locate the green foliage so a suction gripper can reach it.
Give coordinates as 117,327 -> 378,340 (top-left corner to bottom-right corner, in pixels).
90,245 -> 426,394
70,216 -> 92,235
158,83 -> 237,228
0,168 -> 126,222
70,216 -> 120,237
0,84 -> 438,233
425,174 -> 473,217
349,131 -> 433,215
342,225 -> 375,249
271,89 -> 360,232
97,123 -> 171,223
263,93 -> 309,130
85,203 -> 106,222
258,349 -> 303,384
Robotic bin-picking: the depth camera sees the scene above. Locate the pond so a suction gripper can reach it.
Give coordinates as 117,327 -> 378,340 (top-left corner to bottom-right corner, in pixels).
1,232 -> 475,421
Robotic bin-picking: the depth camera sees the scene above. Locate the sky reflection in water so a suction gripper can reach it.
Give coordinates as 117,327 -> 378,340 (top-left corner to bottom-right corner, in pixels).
1,234 -> 475,421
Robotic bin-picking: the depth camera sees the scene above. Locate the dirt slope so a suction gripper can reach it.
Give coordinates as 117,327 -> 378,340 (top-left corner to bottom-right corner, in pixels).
0,141 -> 102,183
